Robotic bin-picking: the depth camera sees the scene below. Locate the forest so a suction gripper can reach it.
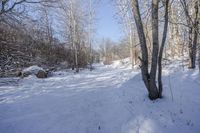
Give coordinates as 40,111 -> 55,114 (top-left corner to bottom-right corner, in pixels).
0,0 -> 200,133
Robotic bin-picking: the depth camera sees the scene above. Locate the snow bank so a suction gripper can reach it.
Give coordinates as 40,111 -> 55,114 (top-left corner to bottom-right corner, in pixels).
0,59 -> 200,133
108,58 -> 132,69
22,65 -> 44,75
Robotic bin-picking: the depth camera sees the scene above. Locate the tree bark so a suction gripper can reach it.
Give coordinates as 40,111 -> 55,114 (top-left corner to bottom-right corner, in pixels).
131,0 -> 150,91
181,0 -> 199,69
158,0 -> 169,98
149,0 -> 159,99
191,1 -> 199,68
131,0 -> 160,100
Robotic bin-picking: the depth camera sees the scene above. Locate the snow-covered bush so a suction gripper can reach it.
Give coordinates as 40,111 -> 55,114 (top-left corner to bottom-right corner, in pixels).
22,65 -> 47,78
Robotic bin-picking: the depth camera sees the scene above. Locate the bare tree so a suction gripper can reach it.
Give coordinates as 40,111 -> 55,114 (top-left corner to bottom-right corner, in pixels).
131,0 -> 169,100
56,0 -> 95,72
0,0 -> 57,16
115,0 -> 139,68
180,0 -> 199,69
158,0 -> 169,97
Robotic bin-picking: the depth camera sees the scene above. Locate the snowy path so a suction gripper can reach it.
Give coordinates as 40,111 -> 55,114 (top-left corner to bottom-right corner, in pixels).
0,64 -> 136,133
0,64 -> 200,133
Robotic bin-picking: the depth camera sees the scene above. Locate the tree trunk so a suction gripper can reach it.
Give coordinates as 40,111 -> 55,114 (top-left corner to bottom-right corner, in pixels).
149,0 -> 159,99
188,27 -> 194,68
191,1 -> 199,68
129,26 -> 134,69
181,0 -> 199,69
158,0 -> 169,98
131,0 -> 150,90
131,0 -> 159,100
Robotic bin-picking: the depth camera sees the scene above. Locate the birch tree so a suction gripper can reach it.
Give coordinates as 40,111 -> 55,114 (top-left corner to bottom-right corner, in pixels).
57,0 -> 96,72
115,0 -> 139,68
180,0 -> 199,69
131,0 -> 169,100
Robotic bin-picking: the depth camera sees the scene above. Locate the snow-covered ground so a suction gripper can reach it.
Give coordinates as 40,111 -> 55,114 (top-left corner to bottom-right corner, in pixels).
0,60 -> 200,133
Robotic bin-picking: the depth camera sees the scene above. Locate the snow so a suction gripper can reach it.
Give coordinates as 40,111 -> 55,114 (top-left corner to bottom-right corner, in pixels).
109,58 -> 132,69
0,59 -> 200,133
22,65 -> 44,75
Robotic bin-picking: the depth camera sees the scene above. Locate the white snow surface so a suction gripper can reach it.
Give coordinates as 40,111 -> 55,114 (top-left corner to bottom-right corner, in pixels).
0,60 -> 200,133
22,65 -> 44,75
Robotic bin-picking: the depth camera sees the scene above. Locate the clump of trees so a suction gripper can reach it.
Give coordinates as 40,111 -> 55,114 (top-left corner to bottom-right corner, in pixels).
114,0 -> 199,100
98,38 -> 137,65
0,0 -> 97,77
130,0 -> 169,99
0,14 -> 72,77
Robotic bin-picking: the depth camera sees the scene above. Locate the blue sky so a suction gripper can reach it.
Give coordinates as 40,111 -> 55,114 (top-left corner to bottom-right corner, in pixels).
95,0 -> 123,42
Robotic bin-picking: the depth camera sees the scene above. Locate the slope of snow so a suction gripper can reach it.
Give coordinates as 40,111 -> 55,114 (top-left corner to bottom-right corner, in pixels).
109,58 -> 132,69
0,60 -> 200,133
